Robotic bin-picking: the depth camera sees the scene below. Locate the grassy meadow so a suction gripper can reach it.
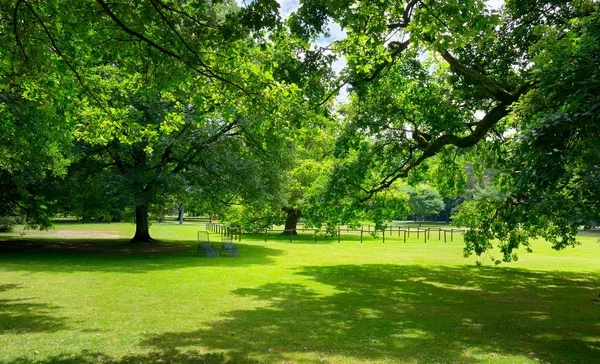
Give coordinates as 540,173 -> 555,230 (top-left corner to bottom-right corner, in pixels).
0,219 -> 599,363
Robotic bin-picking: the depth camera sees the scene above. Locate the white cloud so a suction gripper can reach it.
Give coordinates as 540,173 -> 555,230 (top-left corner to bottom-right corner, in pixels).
314,21 -> 348,79
278,0 -> 300,18
486,0 -> 504,10
315,22 -> 346,47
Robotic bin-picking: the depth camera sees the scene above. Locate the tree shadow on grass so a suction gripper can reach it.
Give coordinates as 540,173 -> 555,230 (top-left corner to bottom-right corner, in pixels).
0,240 -> 283,274
5,349 -> 234,364
0,283 -> 69,334
136,265 -> 600,363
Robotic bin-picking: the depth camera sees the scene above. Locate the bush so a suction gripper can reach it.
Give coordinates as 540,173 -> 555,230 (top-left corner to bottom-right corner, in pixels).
0,216 -> 16,233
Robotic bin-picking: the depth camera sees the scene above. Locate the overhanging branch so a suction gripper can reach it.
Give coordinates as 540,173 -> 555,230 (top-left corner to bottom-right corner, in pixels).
95,0 -> 256,100
21,0 -> 113,117
361,102 -> 511,201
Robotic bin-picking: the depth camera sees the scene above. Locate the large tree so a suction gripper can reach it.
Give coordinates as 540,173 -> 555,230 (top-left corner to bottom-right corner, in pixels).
2,0 -> 307,241
292,0 -> 600,261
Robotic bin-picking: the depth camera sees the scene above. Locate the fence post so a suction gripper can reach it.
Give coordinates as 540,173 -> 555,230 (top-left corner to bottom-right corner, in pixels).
337,228 -> 341,243
404,230 -> 407,243
382,229 -> 385,243
360,230 -> 363,244
417,227 -> 420,239
264,228 -> 268,242
444,230 -> 447,243
289,229 -> 293,242
451,229 -> 454,241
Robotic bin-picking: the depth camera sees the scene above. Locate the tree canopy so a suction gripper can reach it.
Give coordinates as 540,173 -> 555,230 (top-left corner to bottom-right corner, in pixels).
1,0 -> 330,241
2,0 -> 598,259
293,0 -> 600,261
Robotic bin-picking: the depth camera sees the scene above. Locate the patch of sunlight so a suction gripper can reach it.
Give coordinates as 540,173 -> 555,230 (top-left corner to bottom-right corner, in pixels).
581,336 -> 600,343
534,333 -> 562,340
460,318 -> 483,329
523,311 -> 550,321
422,281 -> 481,291
567,277 -> 593,283
356,307 -> 382,319
405,277 -> 426,283
391,328 -> 432,339
537,284 -> 562,289
464,347 -> 516,361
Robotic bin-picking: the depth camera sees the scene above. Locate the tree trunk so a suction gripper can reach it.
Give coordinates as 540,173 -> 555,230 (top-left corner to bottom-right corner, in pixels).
131,204 -> 153,243
178,203 -> 184,224
282,207 -> 301,235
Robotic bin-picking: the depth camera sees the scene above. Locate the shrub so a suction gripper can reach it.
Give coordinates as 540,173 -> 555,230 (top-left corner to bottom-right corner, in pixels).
0,216 -> 16,233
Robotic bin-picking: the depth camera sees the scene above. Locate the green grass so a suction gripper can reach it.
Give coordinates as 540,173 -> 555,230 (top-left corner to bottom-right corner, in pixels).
1,221 -> 599,363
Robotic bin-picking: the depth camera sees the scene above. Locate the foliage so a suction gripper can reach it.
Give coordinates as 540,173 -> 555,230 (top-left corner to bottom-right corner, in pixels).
404,184 -> 445,221
456,4 -> 600,262
1,0 -> 318,241
292,0 -> 600,261
0,216 -> 16,233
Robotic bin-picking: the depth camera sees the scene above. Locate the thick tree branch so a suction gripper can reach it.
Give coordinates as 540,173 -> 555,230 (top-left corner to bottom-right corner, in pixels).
171,121 -> 238,173
387,0 -> 420,30
13,0 -> 29,65
385,0 -> 520,104
361,102 -> 511,201
435,48 -> 518,104
105,143 -> 131,175
95,0 -> 256,100
153,0 -> 222,30
95,0 -> 180,59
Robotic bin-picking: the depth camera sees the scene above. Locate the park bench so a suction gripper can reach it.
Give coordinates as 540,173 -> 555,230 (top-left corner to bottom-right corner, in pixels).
220,236 -> 240,257
197,231 -> 218,257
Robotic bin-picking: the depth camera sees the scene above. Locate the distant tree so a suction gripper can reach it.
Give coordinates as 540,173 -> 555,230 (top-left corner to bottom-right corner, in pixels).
404,185 -> 445,222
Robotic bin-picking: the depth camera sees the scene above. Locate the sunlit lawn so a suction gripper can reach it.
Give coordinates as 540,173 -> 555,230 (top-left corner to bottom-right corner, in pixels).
1,220 -> 599,363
